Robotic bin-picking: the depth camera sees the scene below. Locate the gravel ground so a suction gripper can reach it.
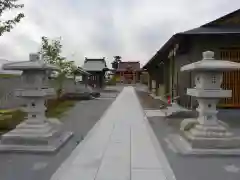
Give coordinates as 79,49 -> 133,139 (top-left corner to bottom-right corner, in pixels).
0,96 -> 116,180
136,90 -> 240,180
136,90 -> 165,109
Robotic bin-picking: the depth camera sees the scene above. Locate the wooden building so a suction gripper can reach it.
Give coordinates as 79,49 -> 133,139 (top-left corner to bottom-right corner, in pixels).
114,61 -> 141,84
143,9 -> 240,108
82,58 -> 108,88
73,67 -> 91,86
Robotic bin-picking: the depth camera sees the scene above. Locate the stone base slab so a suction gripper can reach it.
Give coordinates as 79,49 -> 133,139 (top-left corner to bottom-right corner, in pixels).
0,131 -> 73,153
0,118 -> 73,153
168,134 -> 240,155
184,131 -> 240,149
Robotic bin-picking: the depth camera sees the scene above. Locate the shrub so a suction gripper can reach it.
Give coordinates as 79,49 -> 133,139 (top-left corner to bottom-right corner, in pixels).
106,76 -> 117,86
0,98 -> 75,133
45,99 -> 75,118
0,110 -> 27,133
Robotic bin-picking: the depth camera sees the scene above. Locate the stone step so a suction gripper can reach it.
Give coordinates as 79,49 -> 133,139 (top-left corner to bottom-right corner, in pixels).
144,109 -> 166,117
161,103 -> 193,118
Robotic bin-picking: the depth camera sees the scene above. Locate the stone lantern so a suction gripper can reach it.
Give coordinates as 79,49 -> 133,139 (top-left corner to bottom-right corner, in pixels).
171,51 -> 240,154
0,53 -> 73,153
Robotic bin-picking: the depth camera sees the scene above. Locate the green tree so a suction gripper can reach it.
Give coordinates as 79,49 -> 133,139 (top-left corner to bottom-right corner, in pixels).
67,62 -> 78,82
39,36 -> 76,98
112,56 -> 121,69
62,60 -> 77,76
0,0 -> 25,36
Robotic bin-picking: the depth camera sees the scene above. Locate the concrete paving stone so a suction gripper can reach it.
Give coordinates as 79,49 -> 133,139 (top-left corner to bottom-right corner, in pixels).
95,127 -> 131,180
51,87 -> 171,180
132,169 -> 167,180
224,164 -> 240,173
0,97 -> 114,180
32,162 -> 48,171
60,167 -> 97,180
131,123 -> 163,169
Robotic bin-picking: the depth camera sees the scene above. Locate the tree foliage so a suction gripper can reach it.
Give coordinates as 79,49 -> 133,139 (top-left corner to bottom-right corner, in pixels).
39,36 -> 76,76
39,36 -> 77,97
112,56 -> 121,69
0,0 -> 25,36
40,37 -> 62,64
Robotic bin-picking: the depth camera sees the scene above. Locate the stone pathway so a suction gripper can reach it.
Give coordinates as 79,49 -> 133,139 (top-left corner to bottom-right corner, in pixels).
50,87 -> 175,180
0,98 -> 114,180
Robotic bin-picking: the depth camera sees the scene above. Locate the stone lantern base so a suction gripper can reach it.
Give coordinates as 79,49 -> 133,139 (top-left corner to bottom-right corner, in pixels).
0,118 -> 73,153
169,119 -> 240,155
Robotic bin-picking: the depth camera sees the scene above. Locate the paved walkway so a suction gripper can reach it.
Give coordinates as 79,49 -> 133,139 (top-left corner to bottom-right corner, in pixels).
50,87 -> 175,180
0,97 -> 114,180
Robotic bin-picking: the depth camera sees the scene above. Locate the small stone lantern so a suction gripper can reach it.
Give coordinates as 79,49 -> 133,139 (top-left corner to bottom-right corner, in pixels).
0,53 -> 73,153
178,51 -> 240,151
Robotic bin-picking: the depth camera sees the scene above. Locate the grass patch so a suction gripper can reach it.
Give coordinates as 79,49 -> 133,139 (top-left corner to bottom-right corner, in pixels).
46,99 -> 75,119
0,110 -> 26,133
0,74 -> 21,78
0,99 -> 75,133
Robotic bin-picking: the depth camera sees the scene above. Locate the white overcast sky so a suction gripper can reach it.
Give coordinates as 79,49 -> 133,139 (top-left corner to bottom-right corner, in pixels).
0,0 -> 239,67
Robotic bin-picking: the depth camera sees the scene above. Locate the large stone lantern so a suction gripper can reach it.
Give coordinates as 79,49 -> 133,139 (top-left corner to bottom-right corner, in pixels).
171,51 -> 240,154
0,53 -> 73,153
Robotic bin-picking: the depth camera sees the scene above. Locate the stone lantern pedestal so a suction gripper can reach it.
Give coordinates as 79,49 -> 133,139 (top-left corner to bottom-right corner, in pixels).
0,53 -> 73,153
170,51 -> 240,155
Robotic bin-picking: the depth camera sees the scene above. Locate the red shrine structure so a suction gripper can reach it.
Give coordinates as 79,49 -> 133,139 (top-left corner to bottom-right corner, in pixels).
115,61 -> 141,84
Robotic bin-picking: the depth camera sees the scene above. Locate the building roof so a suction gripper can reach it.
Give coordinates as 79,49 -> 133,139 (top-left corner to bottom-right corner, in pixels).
142,35 -> 179,69
116,61 -> 141,71
202,9 -> 240,27
82,58 -> 108,72
181,27 -> 240,35
75,67 -> 91,76
143,8 -> 240,69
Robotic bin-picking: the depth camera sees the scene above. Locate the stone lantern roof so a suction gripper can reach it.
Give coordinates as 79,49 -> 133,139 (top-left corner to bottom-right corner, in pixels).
181,51 -> 240,72
2,54 -> 59,71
